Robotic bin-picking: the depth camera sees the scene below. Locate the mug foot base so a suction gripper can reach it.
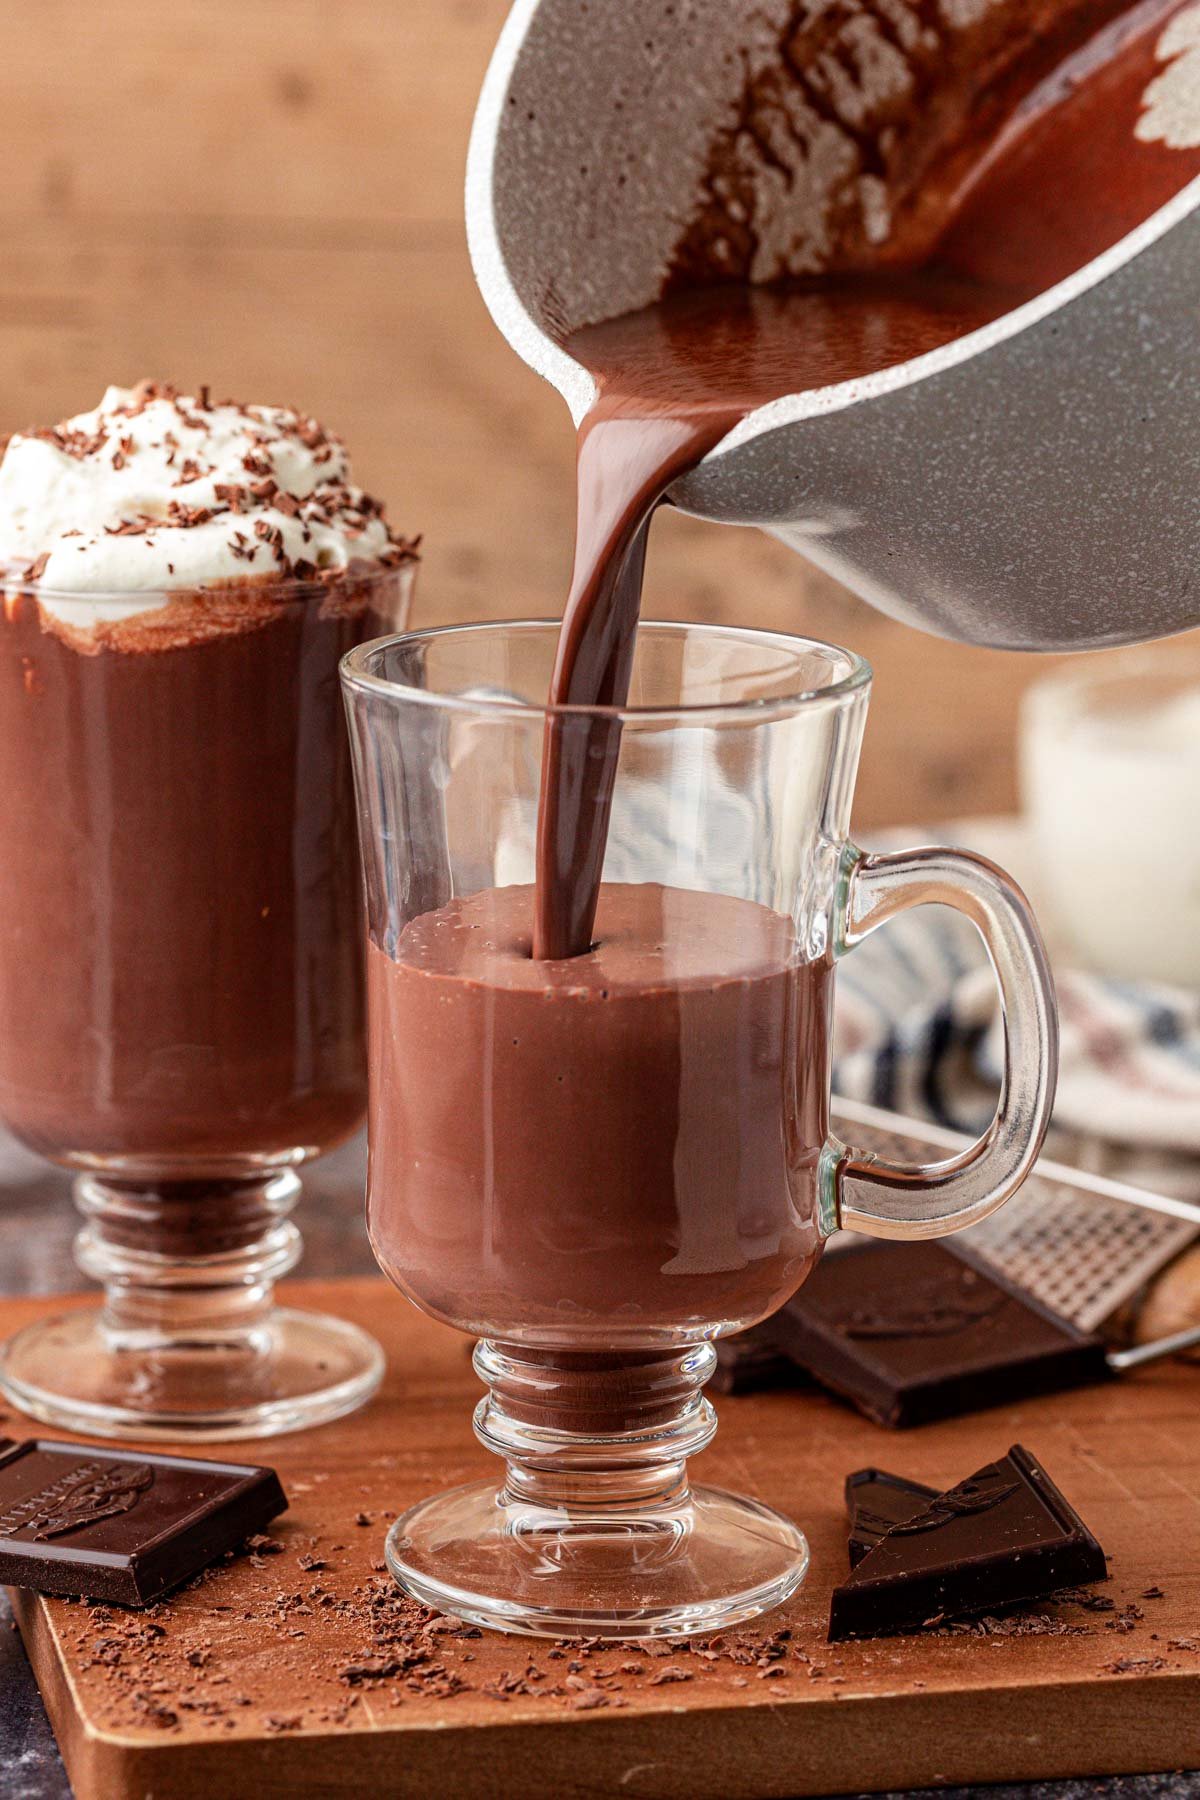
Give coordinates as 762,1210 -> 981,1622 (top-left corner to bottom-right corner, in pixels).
385,1479 -> 810,1639
0,1304 -> 384,1442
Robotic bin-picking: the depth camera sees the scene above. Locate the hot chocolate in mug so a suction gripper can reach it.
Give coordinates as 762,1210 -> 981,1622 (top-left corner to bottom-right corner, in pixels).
343,620 -> 1057,1638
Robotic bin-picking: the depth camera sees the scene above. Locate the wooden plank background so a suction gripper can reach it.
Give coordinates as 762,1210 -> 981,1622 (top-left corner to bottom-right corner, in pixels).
0,0 -> 1185,828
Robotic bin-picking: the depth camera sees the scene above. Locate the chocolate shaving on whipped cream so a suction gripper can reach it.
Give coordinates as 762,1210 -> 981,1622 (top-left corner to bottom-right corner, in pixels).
0,380 -> 418,594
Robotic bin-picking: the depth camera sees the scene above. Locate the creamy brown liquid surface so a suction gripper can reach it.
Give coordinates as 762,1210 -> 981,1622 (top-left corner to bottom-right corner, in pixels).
367,883 -> 830,1343
536,0 -> 1200,960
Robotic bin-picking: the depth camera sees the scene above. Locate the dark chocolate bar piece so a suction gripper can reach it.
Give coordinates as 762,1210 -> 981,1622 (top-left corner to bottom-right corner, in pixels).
711,1325 -> 797,1395
845,1468 -> 938,1567
0,1438 -> 286,1606
829,1443 -> 1107,1640
771,1240 -> 1110,1428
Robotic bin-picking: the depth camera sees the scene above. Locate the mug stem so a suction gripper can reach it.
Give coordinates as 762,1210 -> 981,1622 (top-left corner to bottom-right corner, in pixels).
0,1170 -> 383,1441
384,1337 -> 810,1639
78,1170 -> 301,1345
475,1339 -> 717,1513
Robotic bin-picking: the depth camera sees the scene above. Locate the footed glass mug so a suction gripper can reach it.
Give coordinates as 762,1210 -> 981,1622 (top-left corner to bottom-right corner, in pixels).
0,563 -> 413,1440
342,620 -> 1056,1637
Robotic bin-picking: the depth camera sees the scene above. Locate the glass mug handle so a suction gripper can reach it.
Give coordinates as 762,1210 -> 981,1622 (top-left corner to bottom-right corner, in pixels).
826,845 -> 1059,1238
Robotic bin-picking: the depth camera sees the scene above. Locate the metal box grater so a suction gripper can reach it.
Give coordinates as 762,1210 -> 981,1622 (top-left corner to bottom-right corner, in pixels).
832,1099 -> 1200,1335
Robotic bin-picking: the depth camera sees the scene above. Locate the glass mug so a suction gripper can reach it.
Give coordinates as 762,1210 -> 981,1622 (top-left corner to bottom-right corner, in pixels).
0,564 -> 413,1440
342,621 -> 1057,1637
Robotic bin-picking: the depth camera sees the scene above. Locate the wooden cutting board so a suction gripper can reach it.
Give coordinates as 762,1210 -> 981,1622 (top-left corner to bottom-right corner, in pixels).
5,1276 -> 1200,1800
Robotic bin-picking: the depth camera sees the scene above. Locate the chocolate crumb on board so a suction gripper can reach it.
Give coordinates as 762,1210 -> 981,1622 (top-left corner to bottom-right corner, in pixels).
34,1516 -> 1182,1743
1054,1587 -> 1115,1612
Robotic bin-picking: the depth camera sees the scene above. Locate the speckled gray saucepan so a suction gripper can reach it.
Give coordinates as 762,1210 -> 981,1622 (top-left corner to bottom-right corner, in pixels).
466,0 -> 1200,651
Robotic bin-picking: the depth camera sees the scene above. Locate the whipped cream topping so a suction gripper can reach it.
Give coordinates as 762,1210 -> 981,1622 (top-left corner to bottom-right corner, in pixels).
0,382 -> 416,598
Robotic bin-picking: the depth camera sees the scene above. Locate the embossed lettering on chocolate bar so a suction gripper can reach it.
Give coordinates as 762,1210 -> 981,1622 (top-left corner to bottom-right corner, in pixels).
0,1460 -> 154,1542
888,1476 -> 1020,1537
836,1291 -> 1005,1341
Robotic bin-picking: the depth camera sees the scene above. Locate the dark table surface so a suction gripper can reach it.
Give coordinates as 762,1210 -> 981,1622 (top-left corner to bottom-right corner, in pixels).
1,1130 -> 1197,1800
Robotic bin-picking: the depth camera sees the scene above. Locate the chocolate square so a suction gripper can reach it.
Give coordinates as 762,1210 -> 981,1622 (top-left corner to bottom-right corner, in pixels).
829,1444 -> 1108,1640
771,1240 -> 1110,1427
0,1439 -> 286,1606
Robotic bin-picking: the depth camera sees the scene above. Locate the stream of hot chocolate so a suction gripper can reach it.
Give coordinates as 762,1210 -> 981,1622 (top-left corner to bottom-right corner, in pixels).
533,0 -> 1200,960
533,404 -> 742,959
